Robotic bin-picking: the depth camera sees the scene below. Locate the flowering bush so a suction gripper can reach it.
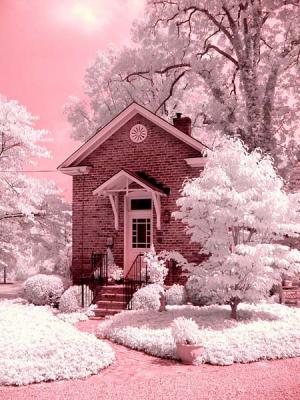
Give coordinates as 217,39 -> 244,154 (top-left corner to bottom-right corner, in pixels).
165,284 -> 187,305
171,317 -> 200,345
185,275 -> 212,306
23,274 -> 65,306
131,284 -> 165,311
59,286 -> 80,313
106,248 -> 123,281
144,247 -> 168,285
108,264 -> 123,281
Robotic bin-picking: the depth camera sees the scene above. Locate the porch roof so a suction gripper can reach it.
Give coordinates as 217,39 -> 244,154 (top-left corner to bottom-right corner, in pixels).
93,169 -> 166,231
93,169 -> 167,197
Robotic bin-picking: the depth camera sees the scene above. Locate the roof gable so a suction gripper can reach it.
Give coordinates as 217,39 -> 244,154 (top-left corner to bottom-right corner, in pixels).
58,102 -> 204,170
93,169 -> 167,196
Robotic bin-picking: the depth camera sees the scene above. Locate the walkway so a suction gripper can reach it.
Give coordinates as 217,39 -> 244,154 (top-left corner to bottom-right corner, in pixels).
0,318 -> 299,400
0,282 -> 23,300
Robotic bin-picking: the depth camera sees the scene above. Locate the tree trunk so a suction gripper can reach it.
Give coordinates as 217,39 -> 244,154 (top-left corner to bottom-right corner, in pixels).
230,299 -> 240,320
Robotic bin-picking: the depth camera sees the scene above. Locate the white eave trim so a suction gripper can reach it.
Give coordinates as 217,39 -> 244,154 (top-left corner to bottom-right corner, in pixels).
58,166 -> 91,176
185,157 -> 207,168
93,170 -> 166,197
59,103 -> 204,169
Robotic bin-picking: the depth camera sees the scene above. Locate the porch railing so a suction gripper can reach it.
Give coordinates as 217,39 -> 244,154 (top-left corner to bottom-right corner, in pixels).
124,255 -> 180,308
91,252 -> 108,285
124,253 -> 148,309
79,252 -> 108,306
79,283 -> 94,308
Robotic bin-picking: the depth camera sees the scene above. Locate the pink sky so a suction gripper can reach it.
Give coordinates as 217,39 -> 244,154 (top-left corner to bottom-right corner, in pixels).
0,0 -> 145,201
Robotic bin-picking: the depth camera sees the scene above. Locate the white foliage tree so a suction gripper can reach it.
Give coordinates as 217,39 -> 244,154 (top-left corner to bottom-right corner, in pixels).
174,137 -> 300,319
0,95 -> 71,279
65,0 -> 300,173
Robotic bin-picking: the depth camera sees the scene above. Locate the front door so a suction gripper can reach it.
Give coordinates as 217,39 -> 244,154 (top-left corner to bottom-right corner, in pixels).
125,196 -> 153,275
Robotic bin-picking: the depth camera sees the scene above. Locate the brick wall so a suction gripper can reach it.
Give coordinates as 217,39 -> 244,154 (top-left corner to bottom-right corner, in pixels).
71,113 -> 205,282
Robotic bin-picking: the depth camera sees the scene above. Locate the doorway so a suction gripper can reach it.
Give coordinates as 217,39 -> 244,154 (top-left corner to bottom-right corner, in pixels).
124,195 -> 153,275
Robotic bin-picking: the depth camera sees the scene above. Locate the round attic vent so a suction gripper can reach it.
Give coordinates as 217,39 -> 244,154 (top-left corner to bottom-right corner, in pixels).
130,124 -> 148,143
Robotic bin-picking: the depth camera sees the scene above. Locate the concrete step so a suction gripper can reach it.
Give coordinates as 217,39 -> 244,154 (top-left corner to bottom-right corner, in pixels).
94,308 -> 121,317
96,300 -> 126,310
96,284 -> 124,289
98,293 -> 125,301
95,286 -> 124,295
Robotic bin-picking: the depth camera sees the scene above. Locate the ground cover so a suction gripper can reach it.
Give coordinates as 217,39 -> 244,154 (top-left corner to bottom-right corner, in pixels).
98,303 -> 300,365
0,300 -> 115,386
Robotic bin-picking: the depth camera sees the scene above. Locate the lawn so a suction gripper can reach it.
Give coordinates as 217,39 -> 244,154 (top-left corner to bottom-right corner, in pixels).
98,302 -> 300,365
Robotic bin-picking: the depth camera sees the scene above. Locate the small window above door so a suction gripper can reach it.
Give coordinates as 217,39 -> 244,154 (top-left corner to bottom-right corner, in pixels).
130,198 -> 152,210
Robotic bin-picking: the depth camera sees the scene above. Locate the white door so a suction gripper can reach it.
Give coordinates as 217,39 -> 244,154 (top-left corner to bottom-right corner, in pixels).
124,196 -> 153,275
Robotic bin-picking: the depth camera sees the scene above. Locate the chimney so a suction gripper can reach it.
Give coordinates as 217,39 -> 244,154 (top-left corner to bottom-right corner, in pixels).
173,112 -> 192,136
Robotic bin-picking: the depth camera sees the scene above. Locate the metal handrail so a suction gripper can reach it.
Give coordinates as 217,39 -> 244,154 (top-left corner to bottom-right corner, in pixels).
124,253 -> 148,308
78,252 -> 109,306
91,252 -> 108,285
123,255 -> 181,308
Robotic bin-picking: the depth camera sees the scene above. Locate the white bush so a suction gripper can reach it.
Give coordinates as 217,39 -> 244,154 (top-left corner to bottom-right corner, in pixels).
165,284 -> 187,305
23,274 -> 65,306
108,264 -> 123,281
171,317 -> 200,345
59,286 -> 80,313
144,247 -> 168,285
185,275 -> 212,306
131,284 -> 165,311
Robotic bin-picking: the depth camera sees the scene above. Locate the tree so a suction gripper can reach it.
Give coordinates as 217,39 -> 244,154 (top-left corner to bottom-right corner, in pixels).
65,0 -> 300,172
174,138 -> 300,319
0,95 -> 71,279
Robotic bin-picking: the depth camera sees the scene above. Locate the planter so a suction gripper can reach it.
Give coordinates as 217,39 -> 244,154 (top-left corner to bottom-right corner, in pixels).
176,343 -> 203,365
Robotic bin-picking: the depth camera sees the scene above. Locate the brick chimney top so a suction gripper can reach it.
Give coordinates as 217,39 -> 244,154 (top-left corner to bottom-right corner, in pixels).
173,113 -> 192,136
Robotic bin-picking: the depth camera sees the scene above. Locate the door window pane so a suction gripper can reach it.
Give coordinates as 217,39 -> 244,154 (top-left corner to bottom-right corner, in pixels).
132,218 -> 151,248
131,199 -> 152,210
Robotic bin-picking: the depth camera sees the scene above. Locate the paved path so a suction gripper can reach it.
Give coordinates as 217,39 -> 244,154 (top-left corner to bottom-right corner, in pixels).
0,282 -> 23,299
0,318 -> 299,400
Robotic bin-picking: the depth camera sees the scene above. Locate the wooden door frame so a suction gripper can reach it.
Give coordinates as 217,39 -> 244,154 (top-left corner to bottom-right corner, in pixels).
124,191 -> 153,276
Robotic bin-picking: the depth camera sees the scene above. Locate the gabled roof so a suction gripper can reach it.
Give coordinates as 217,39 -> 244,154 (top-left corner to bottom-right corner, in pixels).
93,169 -> 167,196
58,102 -> 204,170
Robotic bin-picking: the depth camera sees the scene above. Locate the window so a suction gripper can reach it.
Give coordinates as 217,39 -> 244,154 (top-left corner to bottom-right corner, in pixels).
132,218 -> 151,248
130,198 -> 152,210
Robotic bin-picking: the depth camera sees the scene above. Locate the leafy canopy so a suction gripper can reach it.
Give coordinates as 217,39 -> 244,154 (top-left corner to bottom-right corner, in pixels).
174,138 -> 300,317
65,0 -> 300,172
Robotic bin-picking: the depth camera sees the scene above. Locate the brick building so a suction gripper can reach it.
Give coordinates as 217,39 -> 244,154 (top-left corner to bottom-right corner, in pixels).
58,102 -> 206,285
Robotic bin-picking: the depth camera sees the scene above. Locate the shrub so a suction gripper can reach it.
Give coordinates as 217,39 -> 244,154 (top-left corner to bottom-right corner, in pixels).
23,274 -> 65,306
165,284 -> 187,305
59,286 -> 80,313
108,264 -> 123,281
185,275 -> 212,306
171,317 -> 200,345
131,284 -> 165,311
144,248 -> 168,285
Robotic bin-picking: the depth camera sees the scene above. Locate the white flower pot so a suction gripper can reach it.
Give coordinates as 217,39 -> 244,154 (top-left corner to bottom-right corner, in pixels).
176,343 -> 203,365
